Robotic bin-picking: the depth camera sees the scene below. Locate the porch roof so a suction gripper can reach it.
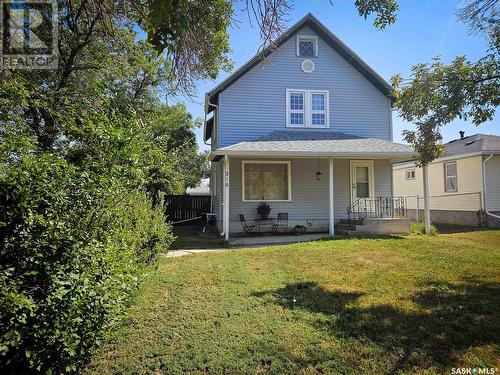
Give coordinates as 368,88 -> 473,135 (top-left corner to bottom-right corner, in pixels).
213,130 -> 414,159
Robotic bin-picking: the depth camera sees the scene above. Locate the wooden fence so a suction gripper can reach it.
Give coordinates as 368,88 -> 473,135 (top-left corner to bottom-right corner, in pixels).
164,195 -> 211,224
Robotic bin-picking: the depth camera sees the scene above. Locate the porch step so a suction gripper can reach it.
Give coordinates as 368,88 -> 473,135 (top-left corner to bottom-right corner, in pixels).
339,218 -> 364,225
335,223 -> 357,231
334,229 -> 354,236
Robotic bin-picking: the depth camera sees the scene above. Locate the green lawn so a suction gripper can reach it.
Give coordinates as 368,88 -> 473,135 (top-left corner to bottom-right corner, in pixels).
86,231 -> 500,374
170,225 -> 228,249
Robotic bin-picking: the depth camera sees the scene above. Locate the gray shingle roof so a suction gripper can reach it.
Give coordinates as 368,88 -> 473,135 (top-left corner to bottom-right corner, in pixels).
444,134 -> 500,156
216,130 -> 413,156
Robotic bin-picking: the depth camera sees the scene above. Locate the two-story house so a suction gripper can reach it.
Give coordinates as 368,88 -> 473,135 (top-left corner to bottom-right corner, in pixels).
204,13 -> 415,240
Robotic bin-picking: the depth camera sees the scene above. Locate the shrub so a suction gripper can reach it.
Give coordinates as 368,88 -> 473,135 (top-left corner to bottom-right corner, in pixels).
411,221 -> 437,235
0,154 -> 173,372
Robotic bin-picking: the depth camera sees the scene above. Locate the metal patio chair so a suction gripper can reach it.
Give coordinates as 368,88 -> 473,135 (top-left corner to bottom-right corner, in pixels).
273,213 -> 288,233
239,214 -> 257,236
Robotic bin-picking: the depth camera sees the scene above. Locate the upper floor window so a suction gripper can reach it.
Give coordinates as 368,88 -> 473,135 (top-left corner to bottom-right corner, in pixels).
286,89 -> 328,128
444,162 -> 458,192
405,169 -> 415,180
297,35 -> 318,57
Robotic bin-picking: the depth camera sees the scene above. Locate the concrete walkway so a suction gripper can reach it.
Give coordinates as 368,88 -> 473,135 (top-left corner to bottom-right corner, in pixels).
163,233 -> 329,258
163,249 -> 229,258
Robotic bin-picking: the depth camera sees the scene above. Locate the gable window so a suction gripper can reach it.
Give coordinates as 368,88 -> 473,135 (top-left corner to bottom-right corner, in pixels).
297,35 -> 318,57
286,89 -> 329,128
242,161 -> 291,202
444,162 -> 458,192
405,169 -> 415,180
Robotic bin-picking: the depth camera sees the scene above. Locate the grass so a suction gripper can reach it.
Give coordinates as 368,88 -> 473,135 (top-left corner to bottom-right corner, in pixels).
86,230 -> 500,374
170,225 -> 228,250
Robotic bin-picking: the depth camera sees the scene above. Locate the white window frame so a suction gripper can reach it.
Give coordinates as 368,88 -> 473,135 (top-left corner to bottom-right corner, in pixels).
444,161 -> 458,192
296,35 -> 318,57
405,169 -> 415,181
241,160 -> 292,202
286,89 -> 329,128
286,89 -> 306,127
349,160 -> 375,203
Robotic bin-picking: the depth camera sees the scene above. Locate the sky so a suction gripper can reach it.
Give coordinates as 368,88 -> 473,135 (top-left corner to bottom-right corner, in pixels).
173,0 -> 499,152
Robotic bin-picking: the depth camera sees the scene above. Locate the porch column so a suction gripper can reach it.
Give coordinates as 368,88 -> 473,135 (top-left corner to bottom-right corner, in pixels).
223,155 -> 230,241
329,158 -> 335,237
422,164 -> 431,235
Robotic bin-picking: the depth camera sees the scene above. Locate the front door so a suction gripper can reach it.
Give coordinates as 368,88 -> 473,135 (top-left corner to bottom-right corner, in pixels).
350,161 -> 374,202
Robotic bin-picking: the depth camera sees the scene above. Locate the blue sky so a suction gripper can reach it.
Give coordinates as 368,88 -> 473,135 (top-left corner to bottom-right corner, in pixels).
175,0 -> 499,152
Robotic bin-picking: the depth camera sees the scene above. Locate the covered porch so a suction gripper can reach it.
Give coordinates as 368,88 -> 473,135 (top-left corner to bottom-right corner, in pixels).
211,131 -> 415,240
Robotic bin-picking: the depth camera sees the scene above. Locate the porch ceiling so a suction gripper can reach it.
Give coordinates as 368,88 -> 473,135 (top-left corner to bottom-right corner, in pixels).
212,130 -> 415,161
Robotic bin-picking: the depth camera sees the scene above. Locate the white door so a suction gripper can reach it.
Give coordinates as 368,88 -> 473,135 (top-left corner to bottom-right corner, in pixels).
350,161 -> 374,202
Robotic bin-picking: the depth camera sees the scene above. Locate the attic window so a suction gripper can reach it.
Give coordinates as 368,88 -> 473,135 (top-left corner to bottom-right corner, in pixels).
297,35 -> 317,57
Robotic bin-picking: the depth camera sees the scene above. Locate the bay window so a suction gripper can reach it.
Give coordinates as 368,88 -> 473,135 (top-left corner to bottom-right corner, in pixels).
242,161 -> 291,202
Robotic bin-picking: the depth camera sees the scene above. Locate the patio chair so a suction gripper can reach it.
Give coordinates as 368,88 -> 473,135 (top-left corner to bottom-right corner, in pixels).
273,213 -> 288,233
239,214 -> 257,236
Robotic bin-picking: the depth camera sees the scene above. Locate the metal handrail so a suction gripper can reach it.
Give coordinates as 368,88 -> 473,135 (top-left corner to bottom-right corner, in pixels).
347,197 -> 406,222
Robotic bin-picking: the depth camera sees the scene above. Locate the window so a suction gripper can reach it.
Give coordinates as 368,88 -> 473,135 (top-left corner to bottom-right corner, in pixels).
444,162 -> 458,192
242,161 -> 291,202
297,35 -> 318,57
405,169 -> 415,180
286,89 -> 329,128
289,91 -> 305,126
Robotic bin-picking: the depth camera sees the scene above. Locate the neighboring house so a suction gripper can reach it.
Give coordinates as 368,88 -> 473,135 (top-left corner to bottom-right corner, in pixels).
204,13 -> 415,239
393,133 -> 500,227
186,178 -> 210,196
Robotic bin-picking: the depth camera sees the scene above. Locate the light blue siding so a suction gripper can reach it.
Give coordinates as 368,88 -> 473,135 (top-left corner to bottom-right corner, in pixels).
217,26 -> 392,149
227,157 -> 392,233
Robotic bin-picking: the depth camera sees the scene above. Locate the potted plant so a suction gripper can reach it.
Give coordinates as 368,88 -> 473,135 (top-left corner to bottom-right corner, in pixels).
257,202 -> 271,220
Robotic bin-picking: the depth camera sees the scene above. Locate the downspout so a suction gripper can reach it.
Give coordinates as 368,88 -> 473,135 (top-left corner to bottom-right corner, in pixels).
482,154 -> 500,220
205,96 -> 218,220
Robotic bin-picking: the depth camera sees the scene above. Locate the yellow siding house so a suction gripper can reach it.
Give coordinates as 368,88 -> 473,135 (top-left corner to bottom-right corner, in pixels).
393,133 -> 500,227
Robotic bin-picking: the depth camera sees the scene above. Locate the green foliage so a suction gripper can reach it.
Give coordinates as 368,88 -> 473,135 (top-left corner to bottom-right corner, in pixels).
143,0 -> 233,92
0,153 -> 173,372
0,1 -> 204,372
392,0 -> 499,166
411,221 -> 437,235
392,54 -> 499,166
354,0 -> 399,29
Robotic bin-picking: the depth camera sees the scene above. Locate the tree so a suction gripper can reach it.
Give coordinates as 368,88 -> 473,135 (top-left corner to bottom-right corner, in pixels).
391,0 -> 499,166
132,0 -> 399,95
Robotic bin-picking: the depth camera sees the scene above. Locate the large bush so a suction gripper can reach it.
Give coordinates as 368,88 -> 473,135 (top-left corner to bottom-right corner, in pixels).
0,2 -> 206,372
0,154 -> 173,372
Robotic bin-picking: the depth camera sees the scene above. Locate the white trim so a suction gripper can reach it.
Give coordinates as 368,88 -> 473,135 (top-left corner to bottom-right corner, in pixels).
286,89 -> 306,128
350,160 -> 375,202
393,151 -> 500,170
389,102 -> 394,142
241,160 -> 292,202
329,158 -> 334,237
286,89 -> 329,128
222,156 -> 230,240
301,59 -> 315,73
213,150 -> 414,159
405,169 -> 416,180
296,34 -> 318,57
444,161 -> 458,193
